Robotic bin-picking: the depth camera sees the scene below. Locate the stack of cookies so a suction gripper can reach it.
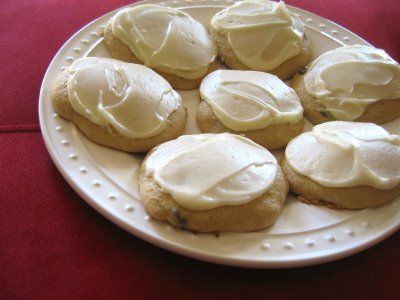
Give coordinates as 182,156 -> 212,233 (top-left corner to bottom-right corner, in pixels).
50,0 -> 400,233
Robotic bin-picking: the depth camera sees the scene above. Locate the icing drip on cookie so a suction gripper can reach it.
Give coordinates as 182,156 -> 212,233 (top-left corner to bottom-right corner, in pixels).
67,57 -> 181,138
285,121 -> 400,189
304,45 -> 400,120
200,70 -> 303,131
111,4 -> 216,80
144,133 -> 278,210
211,0 -> 304,71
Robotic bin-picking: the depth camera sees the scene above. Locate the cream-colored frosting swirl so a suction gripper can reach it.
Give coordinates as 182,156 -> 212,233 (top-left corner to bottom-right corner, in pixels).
304,45 -> 400,120
200,70 -> 303,131
67,57 -> 181,138
285,121 -> 400,190
211,0 -> 304,71
144,133 -> 278,210
111,4 -> 216,80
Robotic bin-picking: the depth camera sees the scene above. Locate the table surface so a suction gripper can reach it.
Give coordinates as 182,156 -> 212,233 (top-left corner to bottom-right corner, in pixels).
1,0 -> 399,298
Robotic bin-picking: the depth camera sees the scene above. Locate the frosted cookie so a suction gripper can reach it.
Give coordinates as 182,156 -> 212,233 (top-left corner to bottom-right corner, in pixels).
102,4 -> 217,90
50,57 -> 187,153
139,133 -> 288,232
197,70 -> 304,149
210,0 -> 311,80
282,121 -> 400,209
292,45 -> 400,124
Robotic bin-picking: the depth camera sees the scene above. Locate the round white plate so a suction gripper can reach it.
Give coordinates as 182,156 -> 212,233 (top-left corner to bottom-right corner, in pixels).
39,0 -> 400,268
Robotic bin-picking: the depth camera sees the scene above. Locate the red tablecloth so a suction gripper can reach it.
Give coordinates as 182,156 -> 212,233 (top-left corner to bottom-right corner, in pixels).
1,0 -> 399,298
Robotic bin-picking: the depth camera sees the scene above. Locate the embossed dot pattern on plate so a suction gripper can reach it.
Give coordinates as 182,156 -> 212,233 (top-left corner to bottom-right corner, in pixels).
69,154 -> 78,160
326,235 -> 336,242
305,239 -> 315,247
93,181 -> 102,187
125,204 -> 135,212
284,242 -> 294,250
261,242 -> 270,250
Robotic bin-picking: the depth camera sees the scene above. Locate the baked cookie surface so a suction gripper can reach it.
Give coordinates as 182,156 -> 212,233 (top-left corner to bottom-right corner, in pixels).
292,73 -> 400,125
102,5 -> 217,90
282,158 -> 400,209
139,133 -> 288,232
50,58 -> 187,153
292,45 -> 400,125
197,70 -> 304,149
283,121 -> 400,209
210,0 -> 311,79
210,29 -> 311,81
197,101 -> 304,150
